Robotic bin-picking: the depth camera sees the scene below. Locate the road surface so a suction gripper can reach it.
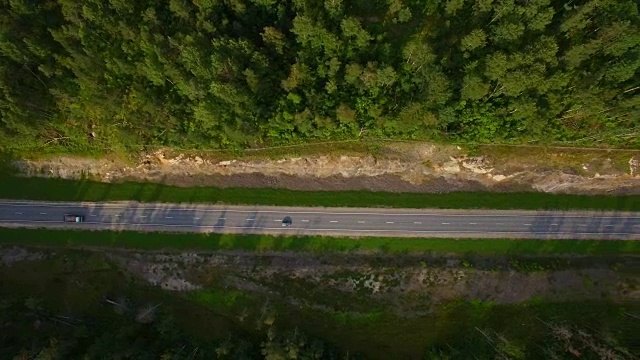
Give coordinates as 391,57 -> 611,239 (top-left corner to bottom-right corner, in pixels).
0,200 -> 639,240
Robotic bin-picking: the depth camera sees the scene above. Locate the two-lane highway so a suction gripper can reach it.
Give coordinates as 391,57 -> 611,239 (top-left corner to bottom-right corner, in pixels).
0,200 -> 639,239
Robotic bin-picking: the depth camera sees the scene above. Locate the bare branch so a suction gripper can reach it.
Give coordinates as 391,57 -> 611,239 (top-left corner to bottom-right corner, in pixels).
43,137 -> 70,146
623,86 -> 639,93
623,312 -> 640,321
22,63 -> 47,88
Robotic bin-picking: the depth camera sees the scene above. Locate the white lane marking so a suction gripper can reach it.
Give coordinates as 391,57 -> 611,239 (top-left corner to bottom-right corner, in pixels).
0,220 -> 637,237
40,212 -> 47,215
90,214 -> 97,217
2,201 -> 638,219
330,220 -> 338,223
413,221 -> 422,224
386,221 -> 394,224
114,214 -> 120,217
358,221 -> 366,223
246,218 -> 254,221
273,219 -> 281,222
524,224 -> 532,226
140,215 -> 148,218
550,223 -> 558,226
194,217 -> 200,220
3,220 -> 635,237
442,222 -> 450,225
0,220 -> 58,223
604,225 -> 614,227
218,217 -> 225,220
496,223 -> 504,225
469,222 -> 477,225
15,212 -> 22,215
301,219 -> 310,222
634,224 -> 640,227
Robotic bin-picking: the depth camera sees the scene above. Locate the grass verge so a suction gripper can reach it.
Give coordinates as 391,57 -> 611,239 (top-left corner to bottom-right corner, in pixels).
0,228 -> 638,254
1,175 -> 639,211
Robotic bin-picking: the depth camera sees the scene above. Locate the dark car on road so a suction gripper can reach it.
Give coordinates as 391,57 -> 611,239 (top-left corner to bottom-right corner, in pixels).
64,214 -> 85,223
282,216 -> 292,227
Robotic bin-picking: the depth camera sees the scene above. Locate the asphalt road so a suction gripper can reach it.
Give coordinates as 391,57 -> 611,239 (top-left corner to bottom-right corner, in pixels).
0,200 -> 639,240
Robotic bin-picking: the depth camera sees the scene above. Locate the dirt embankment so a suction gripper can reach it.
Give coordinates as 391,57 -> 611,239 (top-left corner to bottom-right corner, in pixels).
11,142 -> 640,195
106,250 -> 640,315
3,246 -> 638,325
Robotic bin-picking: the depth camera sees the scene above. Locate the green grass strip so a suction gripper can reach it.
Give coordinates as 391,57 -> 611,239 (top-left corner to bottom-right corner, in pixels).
1,175 -> 639,211
0,228 -> 638,254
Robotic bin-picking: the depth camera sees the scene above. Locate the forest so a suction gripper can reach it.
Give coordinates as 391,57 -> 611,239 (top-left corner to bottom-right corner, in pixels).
1,242 -> 638,359
2,292 -> 636,359
0,0 -> 639,154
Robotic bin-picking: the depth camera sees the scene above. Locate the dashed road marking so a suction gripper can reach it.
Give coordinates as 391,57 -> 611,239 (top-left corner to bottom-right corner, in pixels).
165,216 -> 173,219
90,214 -> 97,217
386,221 -> 394,224
550,223 -> 558,226
140,215 -> 148,218
358,221 -> 366,223
1,219 -> 636,237
194,217 -> 200,220
301,219 -> 310,222
15,212 -> 22,215
469,222 -> 477,225
442,222 -> 450,225
114,214 -> 121,217
4,202 -> 640,219
330,220 -> 338,223
413,221 -> 422,224
524,224 -> 532,226
247,218 -> 254,221
273,219 -> 281,222
604,225 -> 614,227
218,217 -> 225,220
40,212 -> 47,215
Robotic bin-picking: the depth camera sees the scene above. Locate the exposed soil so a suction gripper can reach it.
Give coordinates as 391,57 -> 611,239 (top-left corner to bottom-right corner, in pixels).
0,246 -> 47,266
11,142 -> 640,194
16,244 -> 634,319
103,250 -> 640,316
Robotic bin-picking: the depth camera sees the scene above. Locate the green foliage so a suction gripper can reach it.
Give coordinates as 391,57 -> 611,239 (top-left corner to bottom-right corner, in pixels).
3,250 -> 635,360
0,290 -> 350,359
1,175 -> 639,211
460,29 -> 487,52
341,17 -> 372,49
461,75 -> 490,101
3,227 -> 640,255
0,0 -> 638,154
0,292 -> 217,358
